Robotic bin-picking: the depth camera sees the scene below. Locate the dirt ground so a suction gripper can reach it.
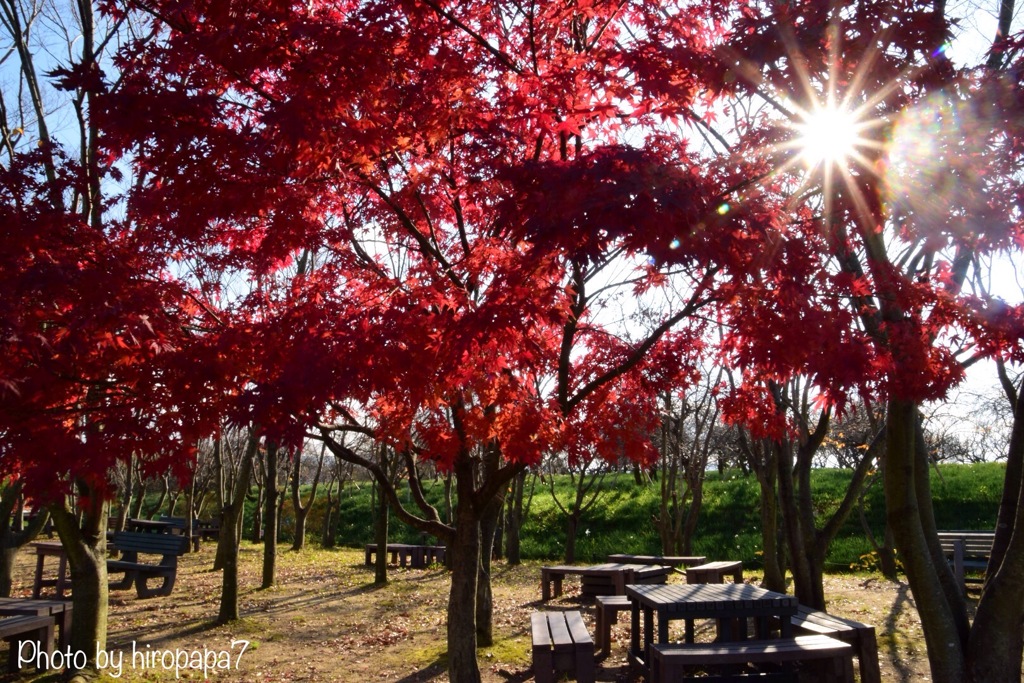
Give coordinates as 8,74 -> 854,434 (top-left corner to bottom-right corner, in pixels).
6,543 -> 936,682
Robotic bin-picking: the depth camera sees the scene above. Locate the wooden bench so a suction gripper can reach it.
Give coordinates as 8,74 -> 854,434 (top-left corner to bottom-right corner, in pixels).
937,531 -> 993,589
607,554 -> 706,568
594,594 -> 631,657
649,634 -> 853,683
531,611 -> 595,683
686,560 -> 744,584
0,614 -> 54,673
792,605 -> 881,683
108,531 -> 189,598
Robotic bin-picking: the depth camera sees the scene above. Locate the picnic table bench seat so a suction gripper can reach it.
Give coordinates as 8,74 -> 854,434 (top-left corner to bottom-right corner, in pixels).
648,634 -> 854,683
594,594 -> 631,657
791,605 -> 881,683
531,610 -> 595,683
685,560 -> 744,584
937,531 -> 994,589
0,614 -> 54,673
107,531 -> 189,599
607,554 -> 706,568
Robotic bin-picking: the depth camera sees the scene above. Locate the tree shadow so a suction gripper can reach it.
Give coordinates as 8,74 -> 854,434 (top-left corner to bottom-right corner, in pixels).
884,582 -> 914,683
393,660 -> 448,682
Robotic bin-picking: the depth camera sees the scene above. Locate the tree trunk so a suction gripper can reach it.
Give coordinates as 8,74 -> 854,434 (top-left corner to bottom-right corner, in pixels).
564,514 -> 579,564
143,474 -> 168,519
0,482 -> 49,597
262,442 -> 279,589
291,442 -> 324,551
213,438 -> 230,572
755,448 -> 786,592
0,547 -> 16,598
680,479 -> 703,555
115,455 -> 135,532
165,489 -> 180,518
321,484 -> 336,549
477,495 -> 503,646
503,470 -> 526,564
776,438 -> 819,607
373,481 -> 389,585
250,456 -> 265,544
967,375 -> 1024,682
443,470 -> 454,524
885,399 -> 967,682
447,463 -> 481,683
218,431 -> 258,624
657,427 -> 683,555
128,471 -> 145,520
988,363 -> 1022,575
49,484 -> 108,674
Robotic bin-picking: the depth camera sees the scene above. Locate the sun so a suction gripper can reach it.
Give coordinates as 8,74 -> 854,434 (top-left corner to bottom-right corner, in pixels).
794,103 -> 865,170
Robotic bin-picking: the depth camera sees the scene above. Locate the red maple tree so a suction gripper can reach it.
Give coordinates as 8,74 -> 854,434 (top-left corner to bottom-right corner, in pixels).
90,1 -> 1024,682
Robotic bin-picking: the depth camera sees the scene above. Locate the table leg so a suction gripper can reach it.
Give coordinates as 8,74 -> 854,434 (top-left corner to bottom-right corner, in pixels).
629,602 -> 640,665
644,607 -> 654,666
55,555 -> 68,598
780,614 -> 793,638
32,553 -> 45,599
656,609 -> 669,647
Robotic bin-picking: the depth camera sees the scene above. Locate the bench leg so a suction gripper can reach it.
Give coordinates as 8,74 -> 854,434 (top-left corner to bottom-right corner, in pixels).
109,570 -> 137,591
575,639 -> 595,683
856,630 -> 882,683
7,623 -> 54,673
136,572 -> 176,599
595,608 -> 610,657
533,644 -> 553,683
57,608 -> 73,650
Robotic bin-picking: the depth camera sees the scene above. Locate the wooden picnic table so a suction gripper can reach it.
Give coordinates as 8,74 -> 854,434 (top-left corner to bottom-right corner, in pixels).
686,559 -> 744,584
626,581 -> 798,673
540,563 -> 670,601
364,543 -> 446,569
126,518 -> 180,534
0,598 -> 72,650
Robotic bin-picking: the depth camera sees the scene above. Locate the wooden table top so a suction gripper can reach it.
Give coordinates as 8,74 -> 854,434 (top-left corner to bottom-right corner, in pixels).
30,540 -> 64,554
626,581 -> 797,617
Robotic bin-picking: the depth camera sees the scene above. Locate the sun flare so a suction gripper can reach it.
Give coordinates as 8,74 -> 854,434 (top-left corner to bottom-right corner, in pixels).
795,104 -> 864,169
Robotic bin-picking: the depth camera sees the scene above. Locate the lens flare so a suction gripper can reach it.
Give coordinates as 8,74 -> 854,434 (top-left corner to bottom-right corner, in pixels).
795,105 -> 863,169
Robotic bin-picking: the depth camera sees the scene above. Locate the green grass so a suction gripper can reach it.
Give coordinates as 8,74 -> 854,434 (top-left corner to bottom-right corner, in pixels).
141,462 -> 1005,571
